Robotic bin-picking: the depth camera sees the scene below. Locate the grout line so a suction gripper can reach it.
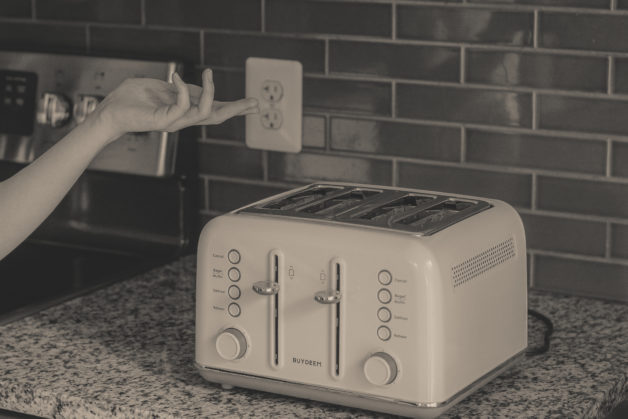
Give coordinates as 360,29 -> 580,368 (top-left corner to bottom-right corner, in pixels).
611,0 -> 618,10
532,91 -> 539,130
201,125 -> 207,141
460,126 -> 467,163
262,150 -> 269,181
528,248 -> 628,266
608,56 -> 615,95
85,24 -> 91,53
391,80 -> 396,118
528,252 -> 535,288
392,159 -> 398,186
140,0 -> 146,26
325,114 -> 332,151
606,222 -> 613,258
607,139 -> 613,177
517,207 -> 628,225
261,0 -> 266,33
460,46 -> 466,84
200,30 -> 205,66
324,39 -> 330,75
391,1 -> 397,40
531,173 -> 537,210
198,174 -> 302,189
533,9 -> 539,48
31,0 -> 36,19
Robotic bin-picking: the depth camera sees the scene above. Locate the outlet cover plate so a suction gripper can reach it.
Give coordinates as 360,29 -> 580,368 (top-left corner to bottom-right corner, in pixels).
246,57 -> 302,153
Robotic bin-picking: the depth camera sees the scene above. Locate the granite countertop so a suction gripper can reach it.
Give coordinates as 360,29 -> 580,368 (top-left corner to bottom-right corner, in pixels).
0,255 -> 626,418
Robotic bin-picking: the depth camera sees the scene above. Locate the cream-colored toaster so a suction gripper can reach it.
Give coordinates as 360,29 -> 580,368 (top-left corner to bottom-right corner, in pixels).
195,182 -> 527,418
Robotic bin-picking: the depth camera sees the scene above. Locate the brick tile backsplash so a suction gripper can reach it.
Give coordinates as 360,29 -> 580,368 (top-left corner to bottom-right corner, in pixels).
397,6 -> 533,45
145,0 -> 260,31
36,0 -> 141,24
3,0 -> 628,300
539,12 -> 628,53
466,50 -> 608,92
331,118 -> 460,161
466,130 -> 607,175
204,33 -> 325,73
397,84 -> 532,127
0,0 -> 31,18
329,41 -> 460,82
521,214 -> 606,256
266,0 -> 391,37
398,163 -> 532,207
537,176 -> 628,218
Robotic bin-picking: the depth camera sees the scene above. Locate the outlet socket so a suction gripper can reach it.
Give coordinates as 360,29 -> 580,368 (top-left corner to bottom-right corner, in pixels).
246,57 -> 302,153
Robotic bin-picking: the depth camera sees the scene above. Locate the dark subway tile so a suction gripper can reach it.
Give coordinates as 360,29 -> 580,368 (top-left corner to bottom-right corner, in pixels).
537,176 -> 628,218
398,163 -> 532,207
198,178 -> 207,211
329,41 -> 459,82
397,6 -> 533,45
0,22 -> 86,54
540,12 -> 628,53
620,0 -> 628,8
36,0 -> 140,24
613,58 -> 628,94
534,255 -> 628,302
538,95 -> 628,136
208,181 -> 289,212
205,33 -> 324,73
611,224 -> 628,258
466,50 -> 607,92
198,143 -> 263,179
266,0 -> 391,37
0,0 -> 31,17
613,142 -> 628,178
397,84 -> 532,127
331,118 -> 460,161
469,0 -> 609,7
303,116 -> 326,148
146,0 -> 260,30
268,152 -> 392,185
90,26 -> 199,63
211,70 -> 245,101
304,78 -> 391,116
520,213 -> 606,256
205,118 -> 245,142
466,130 -> 607,175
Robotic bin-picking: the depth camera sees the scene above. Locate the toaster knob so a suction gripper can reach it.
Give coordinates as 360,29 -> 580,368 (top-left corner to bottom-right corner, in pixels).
364,352 -> 398,386
252,281 -> 280,295
216,328 -> 248,361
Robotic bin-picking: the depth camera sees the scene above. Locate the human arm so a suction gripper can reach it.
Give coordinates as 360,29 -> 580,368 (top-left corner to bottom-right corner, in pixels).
0,69 -> 257,260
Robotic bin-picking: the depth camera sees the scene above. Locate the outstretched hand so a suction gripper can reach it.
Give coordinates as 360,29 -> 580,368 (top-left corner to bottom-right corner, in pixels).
94,68 -> 258,142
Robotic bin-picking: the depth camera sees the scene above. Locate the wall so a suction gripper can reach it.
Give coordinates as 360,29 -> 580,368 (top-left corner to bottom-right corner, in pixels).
1,0 -> 627,301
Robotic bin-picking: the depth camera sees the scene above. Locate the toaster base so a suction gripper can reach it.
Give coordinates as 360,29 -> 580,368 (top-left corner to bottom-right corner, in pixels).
196,350 -> 524,418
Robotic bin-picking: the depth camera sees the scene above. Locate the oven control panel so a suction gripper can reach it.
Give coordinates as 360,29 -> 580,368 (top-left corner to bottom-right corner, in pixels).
0,52 -> 181,177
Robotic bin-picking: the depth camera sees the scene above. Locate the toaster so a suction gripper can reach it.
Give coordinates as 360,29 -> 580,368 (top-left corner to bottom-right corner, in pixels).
195,182 -> 527,418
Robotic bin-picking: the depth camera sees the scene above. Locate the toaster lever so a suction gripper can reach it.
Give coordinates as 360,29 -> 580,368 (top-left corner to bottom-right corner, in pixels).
252,280 -> 280,296
314,290 -> 342,304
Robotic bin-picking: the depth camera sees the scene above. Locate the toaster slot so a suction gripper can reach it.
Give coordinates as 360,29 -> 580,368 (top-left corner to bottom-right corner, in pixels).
298,189 -> 381,217
269,250 -> 284,369
332,259 -> 345,379
354,194 -> 436,223
394,199 -> 477,232
261,186 -> 343,211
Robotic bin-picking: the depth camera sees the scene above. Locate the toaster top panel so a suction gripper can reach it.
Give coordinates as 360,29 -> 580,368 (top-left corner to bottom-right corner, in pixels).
238,183 -> 492,236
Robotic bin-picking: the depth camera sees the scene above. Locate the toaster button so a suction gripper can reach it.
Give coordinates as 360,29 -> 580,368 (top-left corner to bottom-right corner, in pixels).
228,303 -> 241,317
377,307 -> 392,323
228,267 -> 241,282
216,328 -> 247,361
228,249 -> 241,264
364,352 -> 397,386
377,270 -> 392,285
377,288 -> 392,304
228,285 -> 241,300
377,325 -> 392,341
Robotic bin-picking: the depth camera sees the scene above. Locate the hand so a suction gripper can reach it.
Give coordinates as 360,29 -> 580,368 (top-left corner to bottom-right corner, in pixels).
93,68 -> 258,142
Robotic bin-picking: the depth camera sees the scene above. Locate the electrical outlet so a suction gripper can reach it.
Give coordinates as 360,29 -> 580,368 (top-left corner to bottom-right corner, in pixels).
246,57 -> 302,153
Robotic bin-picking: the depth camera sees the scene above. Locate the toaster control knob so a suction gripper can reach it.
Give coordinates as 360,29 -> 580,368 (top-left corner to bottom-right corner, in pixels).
252,281 -> 280,295
216,328 -> 247,361
364,352 -> 398,386
37,92 -> 72,127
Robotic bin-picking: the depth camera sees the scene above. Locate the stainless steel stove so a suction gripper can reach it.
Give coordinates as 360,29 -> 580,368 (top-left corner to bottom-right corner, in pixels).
0,51 -> 196,325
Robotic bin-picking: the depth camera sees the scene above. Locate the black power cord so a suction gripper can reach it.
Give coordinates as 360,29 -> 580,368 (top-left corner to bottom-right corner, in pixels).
526,309 -> 554,356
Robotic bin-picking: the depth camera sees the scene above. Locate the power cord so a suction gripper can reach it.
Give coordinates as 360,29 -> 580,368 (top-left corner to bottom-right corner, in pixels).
526,309 -> 554,356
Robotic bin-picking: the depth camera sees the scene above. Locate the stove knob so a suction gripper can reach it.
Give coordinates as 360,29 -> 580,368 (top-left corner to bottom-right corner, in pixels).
364,352 -> 398,386
216,328 -> 247,361
37,92 -> 72,127
73,94 -> 103,124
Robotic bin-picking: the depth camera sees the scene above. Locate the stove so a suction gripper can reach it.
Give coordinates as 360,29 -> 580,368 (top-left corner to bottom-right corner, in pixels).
0,51 -> 196,325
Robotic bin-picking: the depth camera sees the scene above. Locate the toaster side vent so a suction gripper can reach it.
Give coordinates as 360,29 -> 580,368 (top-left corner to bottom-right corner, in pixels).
452,237 -> 515,288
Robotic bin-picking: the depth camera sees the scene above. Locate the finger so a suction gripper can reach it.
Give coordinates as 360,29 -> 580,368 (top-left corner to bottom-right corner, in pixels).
198,68 -> 215,116
167,72 -> 190,120
206,98 -> 258,124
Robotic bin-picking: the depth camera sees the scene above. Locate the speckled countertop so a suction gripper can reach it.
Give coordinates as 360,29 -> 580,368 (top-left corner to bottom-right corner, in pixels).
0,255 -> 626,418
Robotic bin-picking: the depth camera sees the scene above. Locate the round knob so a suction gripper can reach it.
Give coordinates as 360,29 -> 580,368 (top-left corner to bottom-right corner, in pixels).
215,328 -> 247,361
252,280 -> 279,296
73,94 -> 102,124
37,92 -> 72,127
364,352 -> 398,386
